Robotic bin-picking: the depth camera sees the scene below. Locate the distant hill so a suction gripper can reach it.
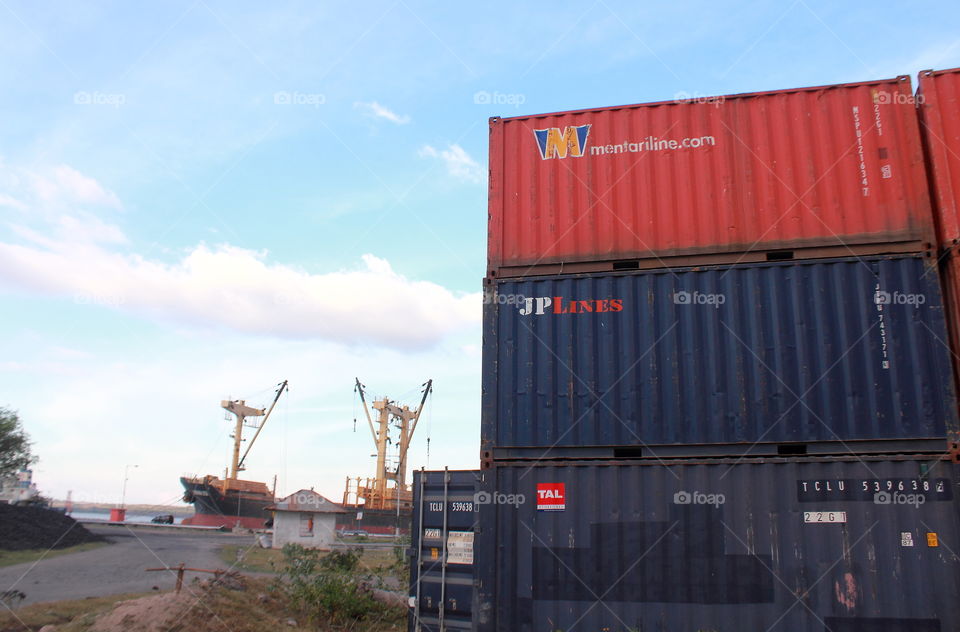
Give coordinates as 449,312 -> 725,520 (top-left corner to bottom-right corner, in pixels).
49,501 -> 193,516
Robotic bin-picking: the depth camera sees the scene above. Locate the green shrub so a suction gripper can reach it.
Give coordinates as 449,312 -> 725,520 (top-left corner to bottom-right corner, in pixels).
280,544 -> 382,625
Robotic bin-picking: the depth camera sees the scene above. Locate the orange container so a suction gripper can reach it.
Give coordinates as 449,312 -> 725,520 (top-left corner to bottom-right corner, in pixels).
488,76 -> 934,277
918,68 -> 960,246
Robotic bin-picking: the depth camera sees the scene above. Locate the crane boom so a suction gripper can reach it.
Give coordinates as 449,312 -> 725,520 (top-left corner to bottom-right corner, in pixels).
355,378 -> 378,444
235,380 -> 288,473
407,379 -> 433,445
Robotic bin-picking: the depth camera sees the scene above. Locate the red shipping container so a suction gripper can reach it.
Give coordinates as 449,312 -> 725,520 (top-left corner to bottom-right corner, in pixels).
918,68 -> 960,246
488,77 -> 934,278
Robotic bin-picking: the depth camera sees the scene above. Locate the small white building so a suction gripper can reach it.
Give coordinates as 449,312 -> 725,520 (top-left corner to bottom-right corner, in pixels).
267,489 -> 346,550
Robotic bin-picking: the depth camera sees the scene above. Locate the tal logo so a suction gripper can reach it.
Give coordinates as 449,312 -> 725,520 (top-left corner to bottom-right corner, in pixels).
537,483 -> 566,511
534,125 -> 591,160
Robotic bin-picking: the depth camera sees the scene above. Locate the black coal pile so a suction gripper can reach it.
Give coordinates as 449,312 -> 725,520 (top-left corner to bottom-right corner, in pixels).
0,504 -> 105,551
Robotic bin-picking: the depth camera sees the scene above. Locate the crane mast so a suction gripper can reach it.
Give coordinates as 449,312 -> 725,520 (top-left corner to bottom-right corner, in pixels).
222,380 -> 288,481
344,378 -> 432,511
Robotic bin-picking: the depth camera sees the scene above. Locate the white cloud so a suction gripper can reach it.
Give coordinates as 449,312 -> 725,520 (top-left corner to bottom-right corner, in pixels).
0,193 -> 27,211
353,101 -> 411,125
56,212 -> 128,245
1,162 -> 123,218
418,144 -> 484,184
30,165 -> 123,210
0,233 -> 480,350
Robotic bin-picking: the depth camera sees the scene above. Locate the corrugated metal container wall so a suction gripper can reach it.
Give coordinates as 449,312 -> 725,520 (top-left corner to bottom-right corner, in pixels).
918,68 -> 960,246
476,458 -> 960,632
488,77 -> 934,278
408,469 -> 480,632
939,253 -> 960,421
918,68 -> 960,417
481,255 -> 958,456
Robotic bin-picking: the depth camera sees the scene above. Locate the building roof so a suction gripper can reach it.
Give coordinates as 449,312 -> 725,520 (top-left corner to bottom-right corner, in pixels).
267,489 -> 348,514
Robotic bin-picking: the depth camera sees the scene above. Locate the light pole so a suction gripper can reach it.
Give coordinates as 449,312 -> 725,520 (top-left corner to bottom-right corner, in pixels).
120,464 -> 138,511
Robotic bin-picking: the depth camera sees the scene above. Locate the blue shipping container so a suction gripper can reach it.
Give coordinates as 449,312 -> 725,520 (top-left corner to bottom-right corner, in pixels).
409,469 -> 481,632
481,255 -> 959,457
475,457 -> 960,632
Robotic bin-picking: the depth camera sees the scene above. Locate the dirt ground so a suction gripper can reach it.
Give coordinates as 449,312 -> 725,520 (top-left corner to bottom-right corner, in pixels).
1,575 -> 406,632
0,524 -> 257,605
0,525 -> 408,631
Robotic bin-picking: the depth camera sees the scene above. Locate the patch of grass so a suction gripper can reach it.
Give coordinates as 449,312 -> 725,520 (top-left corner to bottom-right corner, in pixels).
218,545 -> 403,579
0,590 -> 155,632
182,576 -> 405,632
0,575 -> 405,632
218,544 -> 286,574
278,546 -> 406,630
0,541 -> 107,568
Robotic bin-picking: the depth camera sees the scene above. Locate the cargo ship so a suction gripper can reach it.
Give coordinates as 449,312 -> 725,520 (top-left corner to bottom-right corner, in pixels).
337,378 -> 431,535
181,381 -> 287,529
0,468 -> 40,505
338,476 -> 413,535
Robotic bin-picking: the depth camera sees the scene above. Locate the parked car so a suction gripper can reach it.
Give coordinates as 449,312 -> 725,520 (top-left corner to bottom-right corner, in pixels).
151,514 -> 174,524
339,529 -> 368,537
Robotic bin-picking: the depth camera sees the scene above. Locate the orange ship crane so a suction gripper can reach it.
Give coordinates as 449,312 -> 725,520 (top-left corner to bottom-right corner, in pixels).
345,378 -> 432,511
228,380 -> 288,478
180,379 -> 288,529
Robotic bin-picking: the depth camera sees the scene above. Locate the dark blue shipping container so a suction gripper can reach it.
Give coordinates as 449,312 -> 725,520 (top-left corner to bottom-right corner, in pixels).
409,469 -> 481,631
475,457 -> 960,632
481,255 -> 959,458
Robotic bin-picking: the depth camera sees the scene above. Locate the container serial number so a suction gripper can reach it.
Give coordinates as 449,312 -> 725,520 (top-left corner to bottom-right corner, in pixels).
804,511 -> 847,523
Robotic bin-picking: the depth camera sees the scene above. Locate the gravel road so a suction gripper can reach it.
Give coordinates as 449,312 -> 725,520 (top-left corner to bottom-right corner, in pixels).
0,524 -> 258,605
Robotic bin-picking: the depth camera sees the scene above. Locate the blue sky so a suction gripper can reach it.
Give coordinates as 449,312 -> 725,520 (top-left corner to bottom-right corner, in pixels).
2,1 -> 960,505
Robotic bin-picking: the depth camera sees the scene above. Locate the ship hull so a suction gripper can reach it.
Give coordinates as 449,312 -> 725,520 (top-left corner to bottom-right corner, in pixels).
180,477 -> 272,529
336,507 -> 412,535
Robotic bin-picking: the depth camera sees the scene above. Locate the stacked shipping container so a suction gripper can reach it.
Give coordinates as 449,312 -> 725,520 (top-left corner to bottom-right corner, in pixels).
919,68 -> 960,416
474,457 -> 960,631
409,469 -> 480,631
487,76 -> 934,278
482,255 -> 957,459
483,75 -> 957,459
409,73 -> 960,631
411,459 -> 960,631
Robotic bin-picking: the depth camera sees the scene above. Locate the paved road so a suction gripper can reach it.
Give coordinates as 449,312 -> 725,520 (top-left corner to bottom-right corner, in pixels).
0,525 -> 257,605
